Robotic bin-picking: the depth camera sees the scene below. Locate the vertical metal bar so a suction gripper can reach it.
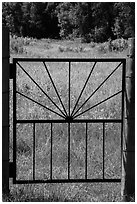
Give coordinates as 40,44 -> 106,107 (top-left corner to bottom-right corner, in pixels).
85,122 -> 88,179
68,61 -> 71,180
68,61 -> 71,116
33,123 -> 35,180
13,60 -> 16,183
121,60 -> 126,171
2,26 -> 10,193
68,122 -> 70,179
103,122 -> 105,180
50,123 -> 53,180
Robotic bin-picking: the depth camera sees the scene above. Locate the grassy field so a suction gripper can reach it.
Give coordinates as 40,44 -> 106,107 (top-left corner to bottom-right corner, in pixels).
5,37 -> 129,201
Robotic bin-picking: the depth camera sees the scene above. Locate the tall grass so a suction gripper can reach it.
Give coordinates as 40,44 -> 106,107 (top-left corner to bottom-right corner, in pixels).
10,36 -> 128,59
4,182 -> 121,202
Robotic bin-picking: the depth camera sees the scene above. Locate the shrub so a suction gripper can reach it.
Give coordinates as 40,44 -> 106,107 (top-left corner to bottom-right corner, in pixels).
10,35 -> 24,54
111,38 -> 128,52
10,35 -> 36,54
97,42 -> 110,53
58,46 -> 66,52
81,34 -> 92,43
23,36 -> 36,46
94,27 -> 108,43
97,38 -> 128,53
90,42 -> 96,48
58,45 -> 84,53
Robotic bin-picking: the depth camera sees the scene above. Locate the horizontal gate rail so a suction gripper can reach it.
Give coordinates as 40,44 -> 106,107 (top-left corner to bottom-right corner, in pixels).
12,58 -> 126,184
15,179 -> 121,184
13,58 -> 125,62
16,119 -> 122,123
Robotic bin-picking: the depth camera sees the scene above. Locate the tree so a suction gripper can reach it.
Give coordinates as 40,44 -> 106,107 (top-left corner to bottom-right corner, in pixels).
21,2 -> 31,37
74,3 -> 93,42
2,2 -> 23,36
2,2 -> 60,38
45,2 -> 60,38
29,2 -> 48,38
113,3 -> 135,39
56,2 -> 78,39
91,2 -> 115,42
23,2 -> 59,38
2,2 -> 135,41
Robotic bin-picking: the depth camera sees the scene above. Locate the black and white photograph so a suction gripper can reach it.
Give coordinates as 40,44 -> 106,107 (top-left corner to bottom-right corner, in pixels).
2,1 -> 135,202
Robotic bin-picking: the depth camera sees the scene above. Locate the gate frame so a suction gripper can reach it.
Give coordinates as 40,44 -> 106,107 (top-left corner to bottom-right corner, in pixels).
11,57 -> 126,184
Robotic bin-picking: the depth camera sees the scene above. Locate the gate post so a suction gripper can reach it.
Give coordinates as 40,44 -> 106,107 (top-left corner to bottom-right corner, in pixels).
2,27 -> 10,194
121,38 -> 135,201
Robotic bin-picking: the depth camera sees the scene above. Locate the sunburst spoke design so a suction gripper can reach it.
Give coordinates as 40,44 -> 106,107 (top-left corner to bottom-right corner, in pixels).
71,62 -> 97,117
68,61 -> 71,116
72,62 -> 122,118
73,90 -> 122,119
17,91 -> 66,119
43,62 -> 68,116
17,62 -> 67,117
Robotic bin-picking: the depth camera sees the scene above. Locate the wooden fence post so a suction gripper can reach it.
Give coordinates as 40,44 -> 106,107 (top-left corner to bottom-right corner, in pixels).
2,27 -> 10,195
121,38 -> 135,201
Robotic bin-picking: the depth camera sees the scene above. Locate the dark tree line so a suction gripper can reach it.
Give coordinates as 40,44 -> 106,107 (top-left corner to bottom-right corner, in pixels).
2,2 -> 135,42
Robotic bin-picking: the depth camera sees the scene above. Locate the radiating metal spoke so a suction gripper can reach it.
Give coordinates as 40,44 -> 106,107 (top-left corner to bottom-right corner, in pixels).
72,62 -> 122,117
50,123 -> 53,180
73,90 -> 122,119
68,62 -> 71,116
33,123 -> 36,180
43,62 -> 68,116
17,91 -> 66,119
71,62 -> 96,117
17,62 -> 66,117
68,122 -> 70,179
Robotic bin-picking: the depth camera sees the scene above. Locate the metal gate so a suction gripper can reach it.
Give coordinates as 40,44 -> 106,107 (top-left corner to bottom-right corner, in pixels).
10,58 -> 126,184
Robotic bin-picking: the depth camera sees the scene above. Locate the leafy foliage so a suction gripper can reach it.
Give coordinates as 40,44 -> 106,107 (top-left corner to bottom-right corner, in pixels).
3,2 -> 134,42
113,2 -> 135,38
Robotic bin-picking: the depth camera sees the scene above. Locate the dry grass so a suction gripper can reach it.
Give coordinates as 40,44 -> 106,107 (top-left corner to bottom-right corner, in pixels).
4,182 -> 121,202
7,38 -> 128,202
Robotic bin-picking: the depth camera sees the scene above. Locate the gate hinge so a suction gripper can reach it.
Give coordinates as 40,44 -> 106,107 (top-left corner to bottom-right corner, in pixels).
10,63 -> 14,79
9,162 -> 14,178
